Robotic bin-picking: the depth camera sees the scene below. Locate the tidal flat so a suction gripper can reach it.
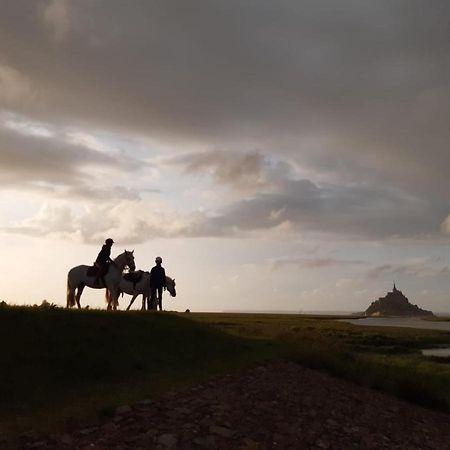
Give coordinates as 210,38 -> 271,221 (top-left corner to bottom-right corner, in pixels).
339,316 -> 450,331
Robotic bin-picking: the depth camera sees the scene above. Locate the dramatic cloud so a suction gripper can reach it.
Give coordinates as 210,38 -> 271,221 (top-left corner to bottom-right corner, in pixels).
1,3 -> 448,201
0,117 -> 146,199
2,200 -> 204,244
0,64 -> 34,104
188,179 -> 444,239
2,174 -> 445,243
2,2 -> 450,311
269,257 -> 366,271
440,215 -> 450,235
41,0 -> 70,43
366,259 -> 442,279
1,2 -> 448,169
166,150 -> 267,190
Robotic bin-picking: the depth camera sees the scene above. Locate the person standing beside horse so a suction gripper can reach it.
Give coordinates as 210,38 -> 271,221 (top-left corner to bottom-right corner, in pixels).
149,256 -> 166,311
94,238 -> 114,286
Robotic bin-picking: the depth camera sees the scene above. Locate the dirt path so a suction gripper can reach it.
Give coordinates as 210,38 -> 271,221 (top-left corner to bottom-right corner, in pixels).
20,360 -> 450,449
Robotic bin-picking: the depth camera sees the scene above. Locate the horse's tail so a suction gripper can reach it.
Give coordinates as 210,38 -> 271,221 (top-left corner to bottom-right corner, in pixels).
66,274 -> 75,308
105,289 -> 120,310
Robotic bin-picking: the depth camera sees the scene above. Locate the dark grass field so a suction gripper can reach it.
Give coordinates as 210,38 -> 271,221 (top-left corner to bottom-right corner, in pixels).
1,306 -> 450,441
0,306 -> 281,439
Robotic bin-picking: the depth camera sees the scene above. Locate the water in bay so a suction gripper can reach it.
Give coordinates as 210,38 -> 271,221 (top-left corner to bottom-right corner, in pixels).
339,317 -> 450,331
421,348 -> 450,358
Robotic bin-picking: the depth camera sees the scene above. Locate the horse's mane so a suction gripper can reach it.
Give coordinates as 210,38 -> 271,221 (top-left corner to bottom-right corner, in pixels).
113,250 -> 132,260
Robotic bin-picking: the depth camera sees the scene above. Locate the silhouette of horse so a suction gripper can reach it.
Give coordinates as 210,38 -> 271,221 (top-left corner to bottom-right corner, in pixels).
105,273 -> 176,310
148,276 -> 176,311
67,250 -> 136,309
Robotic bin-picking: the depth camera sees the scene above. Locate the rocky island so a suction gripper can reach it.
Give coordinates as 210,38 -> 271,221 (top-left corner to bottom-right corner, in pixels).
365,284 -> 434,317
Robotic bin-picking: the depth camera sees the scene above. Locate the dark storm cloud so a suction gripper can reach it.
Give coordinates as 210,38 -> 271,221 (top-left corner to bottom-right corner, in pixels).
63,185 -> 140,202
186,178 -> 446,239
365,260 -> 441,279
1,1 -> 448,140
269,256 -> 367,271
1,1 -> 450,238
166,150 -> 267,189
2,177 -> 445,243
0,126 -> 108,184
166,148 -> 449,239
0,124 -> 142,199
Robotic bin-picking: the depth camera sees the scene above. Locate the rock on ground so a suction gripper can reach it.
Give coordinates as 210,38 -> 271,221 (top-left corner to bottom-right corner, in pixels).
19,360 -> 450,449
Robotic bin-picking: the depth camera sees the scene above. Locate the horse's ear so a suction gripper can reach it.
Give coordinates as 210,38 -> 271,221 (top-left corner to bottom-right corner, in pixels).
132,250 -> 134,254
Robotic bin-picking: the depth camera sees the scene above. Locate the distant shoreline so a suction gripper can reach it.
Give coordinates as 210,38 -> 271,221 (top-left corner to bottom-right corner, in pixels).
221,310 -> 450,316
221,310 -> 357,315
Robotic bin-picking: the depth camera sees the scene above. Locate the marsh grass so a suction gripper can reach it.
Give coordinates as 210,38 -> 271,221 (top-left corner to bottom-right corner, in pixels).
189,313 -> 450,411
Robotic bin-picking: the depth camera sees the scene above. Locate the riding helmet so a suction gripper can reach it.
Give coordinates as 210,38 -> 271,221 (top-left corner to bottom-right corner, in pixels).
105,238 -> 114,245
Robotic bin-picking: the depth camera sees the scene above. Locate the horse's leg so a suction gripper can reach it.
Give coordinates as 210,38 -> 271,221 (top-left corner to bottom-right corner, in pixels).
141,293 -> 146,311
67,285 -> 75,308
126,294 -> 138,311
107,291 -> 117,310
75,284 -> 85,309
109,287 -> 119,311
105,289 -> 110,309
105,289 -> 113,310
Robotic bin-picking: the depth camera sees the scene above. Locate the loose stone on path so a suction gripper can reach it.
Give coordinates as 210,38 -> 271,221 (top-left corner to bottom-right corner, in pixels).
20,360 -> 450,449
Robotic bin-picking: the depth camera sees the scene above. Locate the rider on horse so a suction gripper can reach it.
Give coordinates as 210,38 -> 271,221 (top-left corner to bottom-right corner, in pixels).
94,238 -> 114,285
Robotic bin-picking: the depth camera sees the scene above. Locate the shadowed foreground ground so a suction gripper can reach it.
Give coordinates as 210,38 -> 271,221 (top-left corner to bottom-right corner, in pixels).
20,360 -> 450,450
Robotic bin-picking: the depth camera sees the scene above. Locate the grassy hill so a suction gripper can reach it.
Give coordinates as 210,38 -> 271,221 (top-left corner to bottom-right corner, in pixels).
0,306 -> 279,439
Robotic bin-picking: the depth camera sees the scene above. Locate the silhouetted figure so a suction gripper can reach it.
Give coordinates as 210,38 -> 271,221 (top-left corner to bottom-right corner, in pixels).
94,238 -> 114,286
149,256 -> 166,311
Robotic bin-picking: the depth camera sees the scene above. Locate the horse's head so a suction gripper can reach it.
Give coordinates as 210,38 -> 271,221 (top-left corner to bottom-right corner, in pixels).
166,276 -> 176,297
124,249 -> 136,272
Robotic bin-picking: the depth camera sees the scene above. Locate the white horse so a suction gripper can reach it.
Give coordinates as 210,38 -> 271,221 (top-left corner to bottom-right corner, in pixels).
105,272 -> 176,311
67,250 -> 136,309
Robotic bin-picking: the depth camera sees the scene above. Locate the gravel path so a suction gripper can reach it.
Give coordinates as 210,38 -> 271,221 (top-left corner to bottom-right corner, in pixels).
20,360 -> 450,449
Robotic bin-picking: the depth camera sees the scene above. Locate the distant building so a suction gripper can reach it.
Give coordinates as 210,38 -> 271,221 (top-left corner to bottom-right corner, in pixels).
365,283 -> 434,317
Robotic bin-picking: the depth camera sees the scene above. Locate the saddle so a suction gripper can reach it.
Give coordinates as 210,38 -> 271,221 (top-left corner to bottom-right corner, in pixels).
123,270 -> 144,284
123,270 -> 145,290
86,264 -> 110,277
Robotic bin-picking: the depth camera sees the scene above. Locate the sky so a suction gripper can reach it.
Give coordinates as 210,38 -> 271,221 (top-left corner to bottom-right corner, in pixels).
1,0 -> 450,312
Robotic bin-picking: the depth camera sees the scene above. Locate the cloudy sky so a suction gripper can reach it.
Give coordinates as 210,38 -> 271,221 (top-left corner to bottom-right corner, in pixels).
1,0 -> 450,312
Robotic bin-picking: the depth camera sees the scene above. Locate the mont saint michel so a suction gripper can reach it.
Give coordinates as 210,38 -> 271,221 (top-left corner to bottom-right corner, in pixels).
365,284 -> 434,317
